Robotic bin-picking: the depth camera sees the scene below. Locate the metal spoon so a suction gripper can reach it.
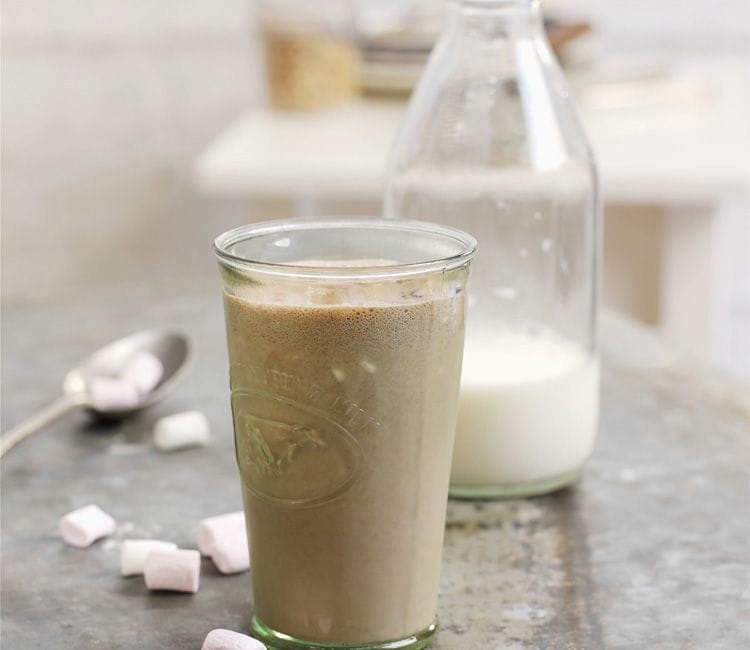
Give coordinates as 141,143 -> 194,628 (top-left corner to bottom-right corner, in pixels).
0,329 -> 193,458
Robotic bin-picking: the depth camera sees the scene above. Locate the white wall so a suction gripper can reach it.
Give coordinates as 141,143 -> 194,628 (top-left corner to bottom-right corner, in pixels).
1,0 -> 260,304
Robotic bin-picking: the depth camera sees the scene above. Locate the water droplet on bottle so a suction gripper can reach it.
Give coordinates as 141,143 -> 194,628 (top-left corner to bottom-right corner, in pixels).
541,238 -> 553,252
533,211 -> 543,221
519,247 -> 528,258
560,259 -> 570,274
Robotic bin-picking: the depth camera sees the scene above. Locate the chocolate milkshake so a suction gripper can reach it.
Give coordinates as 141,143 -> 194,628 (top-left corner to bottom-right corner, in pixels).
224,283 -> 464,642
216,219 -> 475,649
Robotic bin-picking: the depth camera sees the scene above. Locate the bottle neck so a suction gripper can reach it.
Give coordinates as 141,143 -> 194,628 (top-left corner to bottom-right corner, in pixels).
447,0 -> 544,35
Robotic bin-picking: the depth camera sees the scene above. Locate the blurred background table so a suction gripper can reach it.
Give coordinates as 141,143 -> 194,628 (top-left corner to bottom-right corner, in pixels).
2,295 -> 748,648
194,62 -> 748,205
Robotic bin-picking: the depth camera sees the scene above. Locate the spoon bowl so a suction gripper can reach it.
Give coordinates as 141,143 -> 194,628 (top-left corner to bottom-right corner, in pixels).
1,329 -> 193,456
64,329 -> 193,415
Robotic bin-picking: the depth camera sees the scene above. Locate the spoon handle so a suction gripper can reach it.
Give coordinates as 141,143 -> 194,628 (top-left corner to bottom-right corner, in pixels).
0,395 -> 82,458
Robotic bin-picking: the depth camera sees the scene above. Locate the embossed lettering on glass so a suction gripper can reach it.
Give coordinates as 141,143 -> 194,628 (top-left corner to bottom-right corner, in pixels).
215,219 -> 476,650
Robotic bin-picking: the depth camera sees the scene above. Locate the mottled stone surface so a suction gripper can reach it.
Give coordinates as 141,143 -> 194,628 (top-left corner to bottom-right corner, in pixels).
1,296 -> 748,649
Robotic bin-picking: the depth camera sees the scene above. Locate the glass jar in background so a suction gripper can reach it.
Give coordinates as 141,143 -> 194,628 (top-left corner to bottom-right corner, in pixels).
256,0 -> 360,110
384,0 -> 601,498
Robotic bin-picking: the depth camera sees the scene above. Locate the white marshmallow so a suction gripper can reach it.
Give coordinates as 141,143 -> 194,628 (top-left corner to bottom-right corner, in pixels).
122,351 -> 164,395
89,377 -> 139,411
198,511 -> 246,556
60,504 -> 116,548
210,535 -> 250,575
143,548 -> 200,593
153,411 -> 211,451
120,539 -> 177,576
201,629 -> 266,650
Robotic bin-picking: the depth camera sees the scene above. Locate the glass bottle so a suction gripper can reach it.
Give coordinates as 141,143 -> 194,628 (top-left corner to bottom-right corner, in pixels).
384,0 -> 601,498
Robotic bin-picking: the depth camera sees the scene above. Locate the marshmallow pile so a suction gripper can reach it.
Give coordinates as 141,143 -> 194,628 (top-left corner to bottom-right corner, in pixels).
58,347 -> 263,642
59,505 -> 250,593
89,351 -> 164,411
60,505 -> 265,647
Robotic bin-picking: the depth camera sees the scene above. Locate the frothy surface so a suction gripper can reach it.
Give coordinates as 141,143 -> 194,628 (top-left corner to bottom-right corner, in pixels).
289,258 -> 400,267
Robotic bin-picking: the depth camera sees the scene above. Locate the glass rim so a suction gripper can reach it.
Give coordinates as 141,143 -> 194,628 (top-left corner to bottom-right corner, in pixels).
213,218 -> 477,280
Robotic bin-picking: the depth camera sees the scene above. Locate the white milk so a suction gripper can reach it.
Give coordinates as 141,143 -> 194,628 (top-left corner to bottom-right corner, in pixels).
451,332 -> 600,488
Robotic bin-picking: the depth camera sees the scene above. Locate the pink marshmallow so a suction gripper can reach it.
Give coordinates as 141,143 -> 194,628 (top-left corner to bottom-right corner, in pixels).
59,504 -> 116,548
122,351 -> 164,395
210,535 -> 250,575
143,548 -> 200,593
198,511 -> 247,556
201,629 -> 266,650
89,377 -> 139,411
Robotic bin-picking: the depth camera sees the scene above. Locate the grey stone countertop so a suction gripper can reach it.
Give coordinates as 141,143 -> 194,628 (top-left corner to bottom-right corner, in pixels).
1,295 -> 748,649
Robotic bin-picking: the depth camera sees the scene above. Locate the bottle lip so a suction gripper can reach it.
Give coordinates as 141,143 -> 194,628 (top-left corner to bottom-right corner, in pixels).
449,0 -> 541,13
453,0 -> 539,5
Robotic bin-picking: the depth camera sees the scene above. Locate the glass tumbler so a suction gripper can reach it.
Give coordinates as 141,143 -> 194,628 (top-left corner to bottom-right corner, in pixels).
214,218 -> 476,650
